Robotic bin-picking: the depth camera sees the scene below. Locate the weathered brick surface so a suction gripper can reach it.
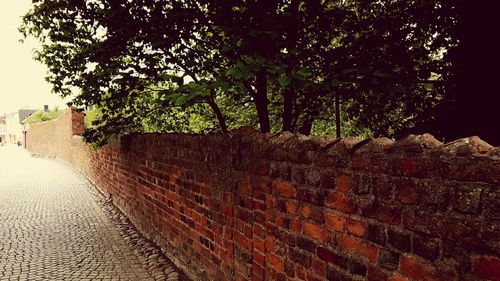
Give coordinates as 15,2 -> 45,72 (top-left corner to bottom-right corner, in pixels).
26,108 -> 500,281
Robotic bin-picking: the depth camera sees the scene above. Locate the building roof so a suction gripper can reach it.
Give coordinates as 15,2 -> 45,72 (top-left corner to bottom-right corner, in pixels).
19,109 -> 37,123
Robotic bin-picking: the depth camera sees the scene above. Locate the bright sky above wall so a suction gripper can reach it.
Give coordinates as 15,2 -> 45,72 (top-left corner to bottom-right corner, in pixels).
0,0 -> 70,114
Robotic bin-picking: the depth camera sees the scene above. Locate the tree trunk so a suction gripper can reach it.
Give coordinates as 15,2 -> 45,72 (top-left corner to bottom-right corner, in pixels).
255,69 -> 271,133
283,87 -> 295,132
335,91 -> 341,138
282,0 -> 300,132
206,96 -> 228,133
299,117 -> 314,135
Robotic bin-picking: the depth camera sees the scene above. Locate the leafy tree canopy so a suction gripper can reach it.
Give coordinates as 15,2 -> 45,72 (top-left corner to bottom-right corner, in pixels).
21,0 -> 461,146
25,108 -> 62,124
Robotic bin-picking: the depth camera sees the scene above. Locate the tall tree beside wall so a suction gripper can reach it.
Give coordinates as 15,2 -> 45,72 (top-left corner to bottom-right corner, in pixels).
21,0 -> 469,146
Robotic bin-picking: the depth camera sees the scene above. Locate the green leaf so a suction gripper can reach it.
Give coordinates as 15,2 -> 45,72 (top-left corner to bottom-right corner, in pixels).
159,74 -> 173,80
296,68 -> 312,77
211,80 -> 230,91
342,68 -> 356,76
278,75 -> 291,88
373,69 -> 390,78
331,78 -> 341,87
175,94 -> 189,106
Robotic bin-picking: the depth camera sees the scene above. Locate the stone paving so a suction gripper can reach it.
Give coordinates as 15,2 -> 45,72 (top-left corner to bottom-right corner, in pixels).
0,145 -> 187,281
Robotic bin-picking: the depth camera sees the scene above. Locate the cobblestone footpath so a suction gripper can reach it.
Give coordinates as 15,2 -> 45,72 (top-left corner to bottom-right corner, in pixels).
0,145 -> 188,281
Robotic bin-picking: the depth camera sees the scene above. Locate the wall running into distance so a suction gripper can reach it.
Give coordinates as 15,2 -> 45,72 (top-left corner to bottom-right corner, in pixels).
26,108 -> 500,281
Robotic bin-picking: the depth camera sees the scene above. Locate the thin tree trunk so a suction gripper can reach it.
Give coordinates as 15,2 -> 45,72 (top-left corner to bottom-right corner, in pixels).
299,117 -> 314,135
282,0 -> 300,132
335,91 -> 341,138
255,69 -> 271,133
206,96 -> 228,133
283,87 -> 295,132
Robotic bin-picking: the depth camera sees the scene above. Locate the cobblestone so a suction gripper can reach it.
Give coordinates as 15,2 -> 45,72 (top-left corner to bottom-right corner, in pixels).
0,146 -> 188,281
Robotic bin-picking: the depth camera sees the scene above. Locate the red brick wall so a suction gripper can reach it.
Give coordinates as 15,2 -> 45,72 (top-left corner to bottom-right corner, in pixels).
26,109 -> 500,281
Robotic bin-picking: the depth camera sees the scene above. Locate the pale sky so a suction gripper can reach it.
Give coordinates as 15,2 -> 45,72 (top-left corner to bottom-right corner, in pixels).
0,0 -> 70,114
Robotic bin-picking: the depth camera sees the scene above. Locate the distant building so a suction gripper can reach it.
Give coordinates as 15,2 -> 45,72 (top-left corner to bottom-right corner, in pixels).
4,109 -> 36,144
19,109 -> 37,123
0,115 -> 6,143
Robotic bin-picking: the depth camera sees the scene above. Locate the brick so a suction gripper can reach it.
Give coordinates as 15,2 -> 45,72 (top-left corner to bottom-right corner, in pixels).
348,258 -> 367,276
300,205 -> 325,223
298,188 -> 326,206
336,174 -> 351,192
389,274 -> 409,281
367,267 -> 390,281
305,168 -> 321,186
267,253 -> 285,272
297,236 -> 317,253
284,259 -> 295,277
284,232 -> 296,247
403,210 -> 440,236
394,178 -> 420,204
346,218 -> 366,236
295,265 -> 306,280
317,247 -> 344,266
290,218 -> 302,232
252,264 -> 265,281
254,237 -> 265,252
399,255 -> 438,281
292,166 -> 305,183
254,211 -> 265,224
365,224 -> 387,246
473,256 -> 500,281
235,259 -> 251,277
301,204 -> 313,218
339,235 -> 378,263
272,179 -> 297,198
286,201 -> 298,214
399,159 -> 416,177
412,235 -> 440,262
251,177 -> 272,194
326,266 -> 351,281
276,200 -> 287,212
351,173 -> 371,194
276,215 -> 290,229
289,248 -> 312,267
325,191 -> 356,214
419,184 -> 451,212
325,213 -> 346,232
311,258 -> 325,275
372,176 -> 393,200
442,242 -> 470,273
221,203 -> 233,216
253,249 -> 265,266
244,225 -> 252,238
253,200 -> 265,211
320,173 -> 335,189
265,237 -> 276,252
238,180 -> 252,197
453,186 -> 482,214
234,231 -> 252,251
362,203 -> 401,225
483,188 -> 500,219
306,273 -> 324,281
303,221 -> 330,242
379,249 -> 399,270
388,229 -> 411,252
248,161 -> 270,176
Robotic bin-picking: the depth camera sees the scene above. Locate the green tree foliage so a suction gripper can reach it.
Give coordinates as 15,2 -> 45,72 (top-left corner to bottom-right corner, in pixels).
20,0 -> 459,145
25,108 -> 62,124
